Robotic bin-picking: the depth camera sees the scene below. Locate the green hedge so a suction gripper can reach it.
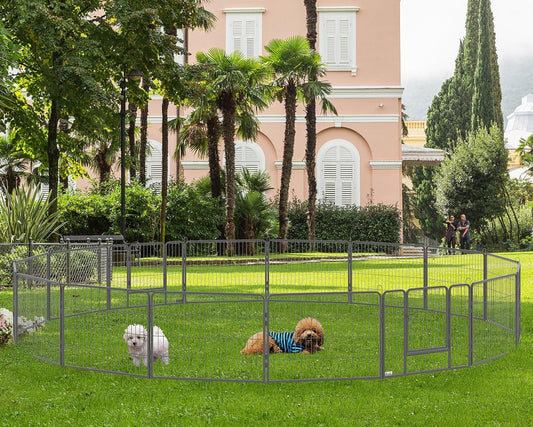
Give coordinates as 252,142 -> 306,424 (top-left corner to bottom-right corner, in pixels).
58,180 -> 222,243
287,200 -> 401,243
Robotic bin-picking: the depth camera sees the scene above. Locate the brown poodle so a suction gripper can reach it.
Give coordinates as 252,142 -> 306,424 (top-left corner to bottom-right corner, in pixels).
240,317 -> 324,355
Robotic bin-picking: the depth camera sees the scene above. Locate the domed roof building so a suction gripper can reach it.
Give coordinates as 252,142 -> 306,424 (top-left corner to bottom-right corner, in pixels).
505,94 -> 533,150
505,94 -> 533,181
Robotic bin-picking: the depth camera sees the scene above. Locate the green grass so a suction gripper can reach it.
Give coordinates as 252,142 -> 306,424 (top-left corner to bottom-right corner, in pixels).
0,252 -> 531,426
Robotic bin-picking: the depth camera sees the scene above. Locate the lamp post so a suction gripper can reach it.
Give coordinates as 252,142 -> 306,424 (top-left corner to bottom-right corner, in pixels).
120,70 -> 142,240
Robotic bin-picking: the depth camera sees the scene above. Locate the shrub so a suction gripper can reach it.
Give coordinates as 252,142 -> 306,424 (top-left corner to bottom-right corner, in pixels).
165,180 -> 223,241
58,180 -> 161,243
288,200 -> 401,243
108,182 -> 160,242
0,245 -> 29,285
58,188 -> 113,236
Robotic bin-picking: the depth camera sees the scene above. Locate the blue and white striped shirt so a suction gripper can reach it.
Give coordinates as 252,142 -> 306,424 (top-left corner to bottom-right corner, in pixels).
269,331 -> 305,353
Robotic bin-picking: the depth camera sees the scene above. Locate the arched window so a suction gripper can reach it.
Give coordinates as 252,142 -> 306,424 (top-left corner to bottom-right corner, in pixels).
146,140 -> 170,191
233,140 -> 265,173
317,140 -> 360,206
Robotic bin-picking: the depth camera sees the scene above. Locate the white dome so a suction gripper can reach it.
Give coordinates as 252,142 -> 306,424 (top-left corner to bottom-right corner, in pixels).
505,94 -> 533,150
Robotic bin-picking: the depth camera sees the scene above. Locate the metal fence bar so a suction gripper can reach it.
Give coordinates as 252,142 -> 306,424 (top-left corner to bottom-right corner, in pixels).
379,293 -> 386,379
468,284 -> 474,366
515,267 -> 521,346
483,252 -> 488,321
60,284 -> 65,367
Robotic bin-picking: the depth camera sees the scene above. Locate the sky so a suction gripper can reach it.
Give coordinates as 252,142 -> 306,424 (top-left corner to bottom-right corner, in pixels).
401,0 -> 533,81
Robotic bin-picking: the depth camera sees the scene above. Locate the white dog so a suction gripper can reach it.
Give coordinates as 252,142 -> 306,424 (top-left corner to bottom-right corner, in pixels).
123,324 -> 170,367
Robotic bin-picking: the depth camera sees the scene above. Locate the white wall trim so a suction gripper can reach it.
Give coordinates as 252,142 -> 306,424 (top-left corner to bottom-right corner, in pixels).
317,6 -> 360,13
369,160 -> 403,170
148,86 -> 403,102
274,161 -> 306,170
147,114 -> 399,126
258,114 -> 399,124
223,8 -> 265,13
329,86 -> 404,98
181,161 -> 209,170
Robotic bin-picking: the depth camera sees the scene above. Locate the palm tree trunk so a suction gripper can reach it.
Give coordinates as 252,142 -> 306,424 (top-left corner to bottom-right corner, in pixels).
128,102 -> 137,180
139,78 -> 150,186
278,81 -> 297,244
304,0 -> 318,242
160,96 -> 169,242
221,94 -> 237,255
207,115 -> 222,199
304,0 -> 318,50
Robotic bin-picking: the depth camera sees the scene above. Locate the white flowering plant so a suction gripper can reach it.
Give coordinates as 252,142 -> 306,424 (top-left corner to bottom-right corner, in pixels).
0,307 -> 45,345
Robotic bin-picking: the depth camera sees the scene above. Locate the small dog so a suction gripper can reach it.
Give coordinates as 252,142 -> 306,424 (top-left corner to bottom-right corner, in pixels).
240,317 -> 324,355
123,324 -> 170,366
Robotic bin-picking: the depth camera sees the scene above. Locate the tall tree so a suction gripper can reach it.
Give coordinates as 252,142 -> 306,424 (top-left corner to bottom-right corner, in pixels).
304,0 -> 318,241
262,36 -> 335,242
471,0 -> 496,132
196,48 -> 269,254
435,125 -> 508,229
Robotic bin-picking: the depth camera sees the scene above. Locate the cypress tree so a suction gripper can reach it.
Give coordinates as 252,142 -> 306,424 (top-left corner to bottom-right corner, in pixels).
463,0 -> 480,88
471,0 -> 495,131
486,4 -> 504,129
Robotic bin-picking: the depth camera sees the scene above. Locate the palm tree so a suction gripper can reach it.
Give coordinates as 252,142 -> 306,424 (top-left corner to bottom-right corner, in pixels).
196,48 -> 269,255
234,169 -> 276,255
0,131 -> 33,194
516,134 -> 533,175
304,0 -> 318,241
262,36 -> 336,244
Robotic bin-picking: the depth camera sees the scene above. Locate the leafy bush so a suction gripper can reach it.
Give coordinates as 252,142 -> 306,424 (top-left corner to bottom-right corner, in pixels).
0,245 -> 29,285
165,180 -> 223,241
58,180 -> 160,243
287,200 -> 401,243
108,181 -> 160,242
58,187 -> 113,236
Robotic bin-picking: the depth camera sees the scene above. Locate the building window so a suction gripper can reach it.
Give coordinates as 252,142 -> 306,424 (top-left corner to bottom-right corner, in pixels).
146,140 -> 169,192
224,8 -> 265,58
317,140 -> 360,206
234,140 -> 265,173
318,7 -> 358,74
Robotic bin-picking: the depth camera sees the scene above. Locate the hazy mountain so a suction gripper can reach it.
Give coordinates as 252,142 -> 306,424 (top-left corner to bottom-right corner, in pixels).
403,55 -> 533,122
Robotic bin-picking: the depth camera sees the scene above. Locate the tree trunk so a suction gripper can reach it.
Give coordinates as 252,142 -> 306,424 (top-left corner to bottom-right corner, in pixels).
221,94 -> 236,255
207,115 -> 222,199
305,98 -> 317,241
278,81 -> 297,244
160,96 -> 169,242
128,102 -> 137,180
304,0 -> 318,50
47,98 -> 60,242
304,0 -> 318,242
139,78 -> 150,186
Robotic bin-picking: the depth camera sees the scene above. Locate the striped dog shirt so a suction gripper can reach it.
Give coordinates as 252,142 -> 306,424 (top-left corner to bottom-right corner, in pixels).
269,331 -> 305,353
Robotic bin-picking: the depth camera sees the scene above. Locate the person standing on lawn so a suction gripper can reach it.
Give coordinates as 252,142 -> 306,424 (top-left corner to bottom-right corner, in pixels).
457,214 -> 471,251
443,215 -> 457,254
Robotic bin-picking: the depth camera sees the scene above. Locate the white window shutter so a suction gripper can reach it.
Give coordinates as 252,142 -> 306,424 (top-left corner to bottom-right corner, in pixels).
226,12 -> 262,58
319,143 -> 357,206
40,182 -> 49,200
338,19 -> 350,65
245,20 -> 256,58
233,20 -> 243,53
319,10 -> 356,71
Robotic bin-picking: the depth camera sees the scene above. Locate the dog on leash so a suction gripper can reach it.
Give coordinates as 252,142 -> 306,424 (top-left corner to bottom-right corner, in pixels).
123,324 -> 169,366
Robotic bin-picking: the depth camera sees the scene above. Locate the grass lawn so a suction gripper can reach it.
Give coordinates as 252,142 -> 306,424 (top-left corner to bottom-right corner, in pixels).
0,252 -> 531,426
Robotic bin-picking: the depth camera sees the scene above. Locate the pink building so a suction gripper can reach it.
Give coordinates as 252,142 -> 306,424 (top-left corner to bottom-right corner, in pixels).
143,0 -> 403,208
